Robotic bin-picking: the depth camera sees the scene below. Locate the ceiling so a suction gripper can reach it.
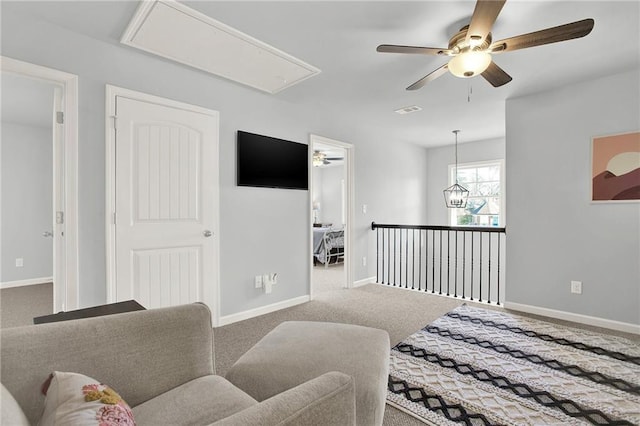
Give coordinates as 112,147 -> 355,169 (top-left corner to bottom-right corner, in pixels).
3,1 -> 638,147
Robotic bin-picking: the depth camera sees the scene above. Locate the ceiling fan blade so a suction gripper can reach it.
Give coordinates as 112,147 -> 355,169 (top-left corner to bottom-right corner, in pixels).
377,44 -> 450,55
407,64 -> 449,91
481,61 -> 512,87
466,0 -> 506,45
326,157 -> 344,161
490,18 -> 594,53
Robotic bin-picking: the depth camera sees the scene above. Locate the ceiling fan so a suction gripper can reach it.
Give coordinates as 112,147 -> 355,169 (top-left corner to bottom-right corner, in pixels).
377,0 -> 594,90
313,150 -> 344,167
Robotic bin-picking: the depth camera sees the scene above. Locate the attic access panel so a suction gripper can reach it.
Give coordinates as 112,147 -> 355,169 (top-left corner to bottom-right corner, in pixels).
121,0 -> 320,94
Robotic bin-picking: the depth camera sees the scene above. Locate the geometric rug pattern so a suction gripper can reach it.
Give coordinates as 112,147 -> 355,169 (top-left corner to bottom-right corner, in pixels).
387,305 -> 640,425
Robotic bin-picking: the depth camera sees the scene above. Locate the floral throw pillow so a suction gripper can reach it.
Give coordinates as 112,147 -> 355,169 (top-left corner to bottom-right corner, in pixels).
38,371 -> 136,426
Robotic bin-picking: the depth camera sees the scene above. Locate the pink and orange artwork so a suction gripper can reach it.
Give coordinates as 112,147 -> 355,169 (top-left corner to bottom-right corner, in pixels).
592,131 -> 640,202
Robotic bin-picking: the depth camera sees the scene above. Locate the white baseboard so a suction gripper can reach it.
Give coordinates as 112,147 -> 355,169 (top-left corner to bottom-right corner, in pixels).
353,276 -> 376,288
504,301 -> 640,335
217,295 -> 310,327
1,277 -> 53,289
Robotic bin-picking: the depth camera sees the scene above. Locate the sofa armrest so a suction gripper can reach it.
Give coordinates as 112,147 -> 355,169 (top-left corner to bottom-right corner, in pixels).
211,372 -> 356,426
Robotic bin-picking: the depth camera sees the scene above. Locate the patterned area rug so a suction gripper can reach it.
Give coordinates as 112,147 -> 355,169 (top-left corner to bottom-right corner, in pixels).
387,304 -> 640,425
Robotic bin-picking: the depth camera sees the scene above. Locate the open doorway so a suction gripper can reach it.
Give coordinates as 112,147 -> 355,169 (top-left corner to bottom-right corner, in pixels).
0,57 -> 78,326
309,135 -> 353,297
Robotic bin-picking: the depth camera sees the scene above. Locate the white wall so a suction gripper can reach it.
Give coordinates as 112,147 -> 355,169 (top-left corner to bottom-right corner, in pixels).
359,139 -> 430,280
1,123 -> 53,283
318,166 -> 343,226
1,6 -> 430,315
506,69 -> 640,325
425,137 -> 505,225
311,167 -> 323,223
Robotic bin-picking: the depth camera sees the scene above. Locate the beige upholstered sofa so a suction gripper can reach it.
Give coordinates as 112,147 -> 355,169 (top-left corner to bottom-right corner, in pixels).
0,303 -> 356,425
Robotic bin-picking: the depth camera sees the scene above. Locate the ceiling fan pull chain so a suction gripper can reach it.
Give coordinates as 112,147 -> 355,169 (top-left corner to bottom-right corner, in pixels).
468,82 -> 473,103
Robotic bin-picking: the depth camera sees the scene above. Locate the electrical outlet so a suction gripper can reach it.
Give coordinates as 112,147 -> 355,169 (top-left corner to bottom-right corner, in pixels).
255,275 -> 263,289
15,258 -> 23,268
570,281 -> 582,294
362,204 -> 367,214
362,256 -> 367,266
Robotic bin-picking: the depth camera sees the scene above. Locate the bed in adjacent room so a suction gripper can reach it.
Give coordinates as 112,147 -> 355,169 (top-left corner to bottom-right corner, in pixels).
313,226 -> 345,267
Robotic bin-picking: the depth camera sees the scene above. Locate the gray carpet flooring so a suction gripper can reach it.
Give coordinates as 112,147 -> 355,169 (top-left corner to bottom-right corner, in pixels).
312,262 -> 345,294
0,282 -> 53,328
214,284 -> 470,376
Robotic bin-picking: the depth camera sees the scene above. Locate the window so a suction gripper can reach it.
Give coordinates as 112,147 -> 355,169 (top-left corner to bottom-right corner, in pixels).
448,160 -> 505,227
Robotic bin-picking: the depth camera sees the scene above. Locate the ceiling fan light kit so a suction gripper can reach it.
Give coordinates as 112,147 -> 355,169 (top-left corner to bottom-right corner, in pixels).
312,150 -> 344,167
377,0 -> 594,90
448,50 -> 492,78
312,151 -> 327,167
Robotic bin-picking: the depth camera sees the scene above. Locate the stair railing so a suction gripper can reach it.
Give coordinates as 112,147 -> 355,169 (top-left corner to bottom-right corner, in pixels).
371,222 -> 506,305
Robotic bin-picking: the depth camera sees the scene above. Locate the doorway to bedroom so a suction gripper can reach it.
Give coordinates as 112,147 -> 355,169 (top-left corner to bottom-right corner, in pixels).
309,135 -> 353,297
1,57 -> 79,326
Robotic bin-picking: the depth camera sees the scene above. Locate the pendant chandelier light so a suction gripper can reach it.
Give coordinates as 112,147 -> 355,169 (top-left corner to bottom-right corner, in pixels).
443,130 -> 469,208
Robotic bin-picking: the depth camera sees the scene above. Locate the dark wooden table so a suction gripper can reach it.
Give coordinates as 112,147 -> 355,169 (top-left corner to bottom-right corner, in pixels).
33,300 -> 146,324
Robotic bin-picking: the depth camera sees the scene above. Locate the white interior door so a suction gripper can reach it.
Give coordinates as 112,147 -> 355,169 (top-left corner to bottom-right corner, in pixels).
113,94 -> 219,313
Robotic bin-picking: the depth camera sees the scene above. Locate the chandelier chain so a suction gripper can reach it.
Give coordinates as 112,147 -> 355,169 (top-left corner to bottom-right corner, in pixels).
453,130 -> 460,184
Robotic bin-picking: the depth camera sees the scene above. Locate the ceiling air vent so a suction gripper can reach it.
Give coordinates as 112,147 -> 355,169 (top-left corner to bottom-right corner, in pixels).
121,0 -> 320,94
394,105 -> 422,115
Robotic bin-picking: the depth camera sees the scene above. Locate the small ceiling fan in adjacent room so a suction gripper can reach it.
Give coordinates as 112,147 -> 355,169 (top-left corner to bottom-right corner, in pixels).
313,150 -> 344,167
377,0 -> 594,90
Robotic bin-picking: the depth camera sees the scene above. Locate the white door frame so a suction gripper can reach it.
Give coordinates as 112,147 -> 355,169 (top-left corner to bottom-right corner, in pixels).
309,134 -> 354,299
1,56 -> 79,312
105,85 -> 221,325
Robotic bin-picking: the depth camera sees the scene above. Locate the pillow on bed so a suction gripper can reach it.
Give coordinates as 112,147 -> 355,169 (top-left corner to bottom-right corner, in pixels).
39,371 -> 136,426
1,383 -> 30,426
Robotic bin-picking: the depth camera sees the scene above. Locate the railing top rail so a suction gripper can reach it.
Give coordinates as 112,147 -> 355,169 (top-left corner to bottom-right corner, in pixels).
371,221 -> 506,233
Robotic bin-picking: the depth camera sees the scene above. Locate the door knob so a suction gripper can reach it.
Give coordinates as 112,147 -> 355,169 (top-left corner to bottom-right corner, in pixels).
43,231 -> 53,237
203,230 -> 213,237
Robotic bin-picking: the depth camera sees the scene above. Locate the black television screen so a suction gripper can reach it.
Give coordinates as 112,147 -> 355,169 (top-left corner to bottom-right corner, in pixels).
237,131 -> 308,190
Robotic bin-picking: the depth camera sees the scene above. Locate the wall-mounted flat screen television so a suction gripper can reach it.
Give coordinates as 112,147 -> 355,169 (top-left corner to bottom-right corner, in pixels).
237,131 -> 308,190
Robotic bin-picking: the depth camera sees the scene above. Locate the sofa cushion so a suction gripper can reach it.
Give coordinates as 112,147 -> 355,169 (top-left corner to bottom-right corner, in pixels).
132,375 -> 256,425
1,383 -> 29,426
39,371 -> 135,426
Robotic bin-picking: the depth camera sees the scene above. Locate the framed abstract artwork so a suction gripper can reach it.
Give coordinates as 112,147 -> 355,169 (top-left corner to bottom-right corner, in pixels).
591,131 -> 640,202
